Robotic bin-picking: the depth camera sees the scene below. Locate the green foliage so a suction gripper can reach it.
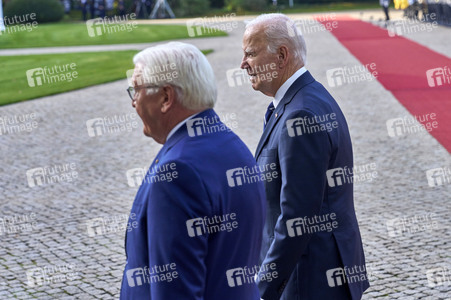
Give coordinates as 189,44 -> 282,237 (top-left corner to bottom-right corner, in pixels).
242,0 -> 267,10
171,0 -> 210,17
4,0 -> 65,23
225,0 -> 267,12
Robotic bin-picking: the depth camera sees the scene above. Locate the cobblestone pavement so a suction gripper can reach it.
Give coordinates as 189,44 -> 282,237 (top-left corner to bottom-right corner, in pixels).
0,10 -> 450,299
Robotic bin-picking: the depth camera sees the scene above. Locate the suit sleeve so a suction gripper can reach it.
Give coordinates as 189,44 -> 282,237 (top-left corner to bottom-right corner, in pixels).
257,110 -> 332,300
146,160 -> 211,300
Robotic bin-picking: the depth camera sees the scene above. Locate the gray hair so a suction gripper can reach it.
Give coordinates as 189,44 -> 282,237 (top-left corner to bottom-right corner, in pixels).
133,42 -> 216,110
245,13 -> 307,65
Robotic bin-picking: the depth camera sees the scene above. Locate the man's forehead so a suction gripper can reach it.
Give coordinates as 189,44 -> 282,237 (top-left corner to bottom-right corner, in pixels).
243,26 -> 265,49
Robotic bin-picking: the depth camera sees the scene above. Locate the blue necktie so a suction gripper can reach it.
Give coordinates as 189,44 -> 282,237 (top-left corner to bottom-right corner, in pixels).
264,102 -> 275,130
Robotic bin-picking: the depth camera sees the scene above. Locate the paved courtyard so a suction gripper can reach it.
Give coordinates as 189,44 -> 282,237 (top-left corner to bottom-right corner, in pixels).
0,9 -> 450,299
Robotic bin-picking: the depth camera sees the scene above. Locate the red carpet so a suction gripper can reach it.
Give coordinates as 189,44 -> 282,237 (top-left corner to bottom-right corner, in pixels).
316,16 -> 451,152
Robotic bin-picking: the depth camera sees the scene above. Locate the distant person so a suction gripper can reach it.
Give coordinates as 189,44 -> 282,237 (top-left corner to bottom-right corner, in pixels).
98,0 -> 106,18
381,0 -> 390,21
90,0 -> 96,18
240,14 -> 370,299
80,0 -> 88,20
118,0 -> 126,17
120,42 -> 266,299
61,0 -> 71,14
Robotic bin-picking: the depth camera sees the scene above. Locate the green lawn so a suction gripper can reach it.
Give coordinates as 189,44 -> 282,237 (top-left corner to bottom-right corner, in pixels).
0,50 -> 213,106
0,23 -> 225,49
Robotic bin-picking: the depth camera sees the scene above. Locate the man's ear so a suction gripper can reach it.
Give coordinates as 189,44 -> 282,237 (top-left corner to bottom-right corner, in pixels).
161,85 -> 175,113
277,45 -> 289,68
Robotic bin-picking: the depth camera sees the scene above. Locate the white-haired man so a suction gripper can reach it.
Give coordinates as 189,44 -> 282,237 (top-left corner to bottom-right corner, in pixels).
120,42 -> 266,299
241,14 -> 369,300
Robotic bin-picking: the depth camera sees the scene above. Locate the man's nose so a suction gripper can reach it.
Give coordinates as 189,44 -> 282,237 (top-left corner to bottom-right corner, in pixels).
240,56 -> 248,69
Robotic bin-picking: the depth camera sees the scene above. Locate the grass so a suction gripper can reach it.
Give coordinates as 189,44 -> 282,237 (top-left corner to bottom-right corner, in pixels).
0,50 -> 213,106
0,23 -> 226,49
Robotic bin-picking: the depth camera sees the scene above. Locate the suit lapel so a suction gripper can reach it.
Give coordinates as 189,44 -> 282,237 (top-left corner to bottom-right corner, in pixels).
255,104 -> 284,158
254,71 -> 316,158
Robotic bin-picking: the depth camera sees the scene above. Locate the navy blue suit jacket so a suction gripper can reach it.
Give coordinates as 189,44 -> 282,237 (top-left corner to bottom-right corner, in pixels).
120,109 -> 266,299
255,71 -> 369,300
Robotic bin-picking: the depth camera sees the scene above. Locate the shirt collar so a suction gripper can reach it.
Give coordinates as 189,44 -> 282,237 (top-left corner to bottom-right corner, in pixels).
273,66 -> 307,108
165,111 -> 202,143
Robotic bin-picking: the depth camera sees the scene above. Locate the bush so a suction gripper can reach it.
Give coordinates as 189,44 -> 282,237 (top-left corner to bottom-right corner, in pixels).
171,0 -> 210,17
4,0 -> 64,23
225,0 -> 267,12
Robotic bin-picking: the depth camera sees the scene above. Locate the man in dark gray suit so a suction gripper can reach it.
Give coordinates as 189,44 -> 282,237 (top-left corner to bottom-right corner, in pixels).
240,14 -> 370,300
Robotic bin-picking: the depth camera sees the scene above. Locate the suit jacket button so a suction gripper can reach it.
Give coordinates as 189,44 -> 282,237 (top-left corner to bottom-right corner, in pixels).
275,113 -> 278,118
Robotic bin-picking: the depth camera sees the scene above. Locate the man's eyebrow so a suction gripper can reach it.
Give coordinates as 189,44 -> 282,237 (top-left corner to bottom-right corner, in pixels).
244,47 -> 255,54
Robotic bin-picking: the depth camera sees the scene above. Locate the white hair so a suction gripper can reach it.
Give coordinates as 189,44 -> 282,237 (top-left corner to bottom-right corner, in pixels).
245,13 -> 307,65
133,42 -> 216,110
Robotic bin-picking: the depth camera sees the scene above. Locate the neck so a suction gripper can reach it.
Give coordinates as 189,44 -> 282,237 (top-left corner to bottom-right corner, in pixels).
159,107 -> 207,143
272,63 -> 304,96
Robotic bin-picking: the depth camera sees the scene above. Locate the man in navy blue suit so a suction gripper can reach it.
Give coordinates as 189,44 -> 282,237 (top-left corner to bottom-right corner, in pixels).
240,14 -> 370,300
120,42 -> 266,299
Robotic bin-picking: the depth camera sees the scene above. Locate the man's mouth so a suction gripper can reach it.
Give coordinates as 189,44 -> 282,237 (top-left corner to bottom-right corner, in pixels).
248,72 -> 257,80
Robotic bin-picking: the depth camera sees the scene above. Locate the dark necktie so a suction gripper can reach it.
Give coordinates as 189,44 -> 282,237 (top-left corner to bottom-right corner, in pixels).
264,102 -> 275,130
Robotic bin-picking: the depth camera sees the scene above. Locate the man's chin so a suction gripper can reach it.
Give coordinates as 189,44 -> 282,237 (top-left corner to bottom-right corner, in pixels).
143,128 -> 152,137
251,81 -> 260,91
